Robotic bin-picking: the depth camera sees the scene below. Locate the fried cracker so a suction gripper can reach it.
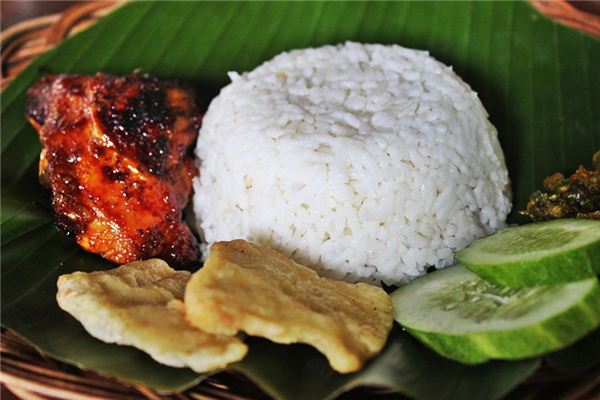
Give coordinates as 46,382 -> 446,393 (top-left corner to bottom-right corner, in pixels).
57,259 -> 247,373
184,240 -> 393,373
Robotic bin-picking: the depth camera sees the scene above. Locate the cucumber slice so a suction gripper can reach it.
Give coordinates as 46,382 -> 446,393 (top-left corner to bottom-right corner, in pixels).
391,265 -> 600,364
457,219 -> 600,287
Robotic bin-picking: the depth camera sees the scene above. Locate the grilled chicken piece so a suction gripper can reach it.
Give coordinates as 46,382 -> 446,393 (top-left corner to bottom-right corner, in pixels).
27,73 -> 200,267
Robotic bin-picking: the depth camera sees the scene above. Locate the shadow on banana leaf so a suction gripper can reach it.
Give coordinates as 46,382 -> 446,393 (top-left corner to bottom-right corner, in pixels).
235,326 -> 540,400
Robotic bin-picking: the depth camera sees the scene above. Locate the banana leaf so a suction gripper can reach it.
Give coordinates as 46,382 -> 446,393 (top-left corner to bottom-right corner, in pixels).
1,1 -> 598,398
546,328 -> 600,374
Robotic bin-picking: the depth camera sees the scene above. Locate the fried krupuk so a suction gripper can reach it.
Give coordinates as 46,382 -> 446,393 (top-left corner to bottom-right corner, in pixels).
57,259 -> 247,373
184,240 -> 393,373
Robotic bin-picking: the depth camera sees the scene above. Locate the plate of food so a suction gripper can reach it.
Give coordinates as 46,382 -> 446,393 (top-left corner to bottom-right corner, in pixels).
1,1 -> 599,399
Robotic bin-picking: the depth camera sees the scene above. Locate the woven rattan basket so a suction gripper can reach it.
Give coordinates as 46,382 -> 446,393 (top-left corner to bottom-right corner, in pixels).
1,1 -> 600,399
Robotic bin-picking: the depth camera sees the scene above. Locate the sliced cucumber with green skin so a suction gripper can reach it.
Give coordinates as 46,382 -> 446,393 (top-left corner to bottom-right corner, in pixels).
457,219 -> 600,287
391,265 -> 600,364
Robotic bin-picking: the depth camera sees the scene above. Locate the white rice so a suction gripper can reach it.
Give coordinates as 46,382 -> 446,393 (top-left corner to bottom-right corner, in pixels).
193,42 -> 511,285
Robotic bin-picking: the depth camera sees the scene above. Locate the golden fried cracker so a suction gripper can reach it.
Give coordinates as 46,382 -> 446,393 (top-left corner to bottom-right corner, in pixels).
184,240 -> 392,373
57,259 -> 247,373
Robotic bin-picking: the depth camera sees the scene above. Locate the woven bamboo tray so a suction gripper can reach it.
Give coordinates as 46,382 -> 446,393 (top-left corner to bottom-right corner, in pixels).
1,2 -> 600,399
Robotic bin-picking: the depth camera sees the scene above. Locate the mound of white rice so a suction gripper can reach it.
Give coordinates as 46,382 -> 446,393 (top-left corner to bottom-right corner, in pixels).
193,42 -> 511,285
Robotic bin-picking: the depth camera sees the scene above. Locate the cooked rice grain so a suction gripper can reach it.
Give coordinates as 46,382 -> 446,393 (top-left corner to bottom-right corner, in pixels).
193,42 -> 511,285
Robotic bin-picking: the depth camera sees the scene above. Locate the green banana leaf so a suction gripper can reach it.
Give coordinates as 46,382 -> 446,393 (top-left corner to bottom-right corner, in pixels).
236,330 -> 539,400
546,328 -> 600,374
1,1 -> 598,399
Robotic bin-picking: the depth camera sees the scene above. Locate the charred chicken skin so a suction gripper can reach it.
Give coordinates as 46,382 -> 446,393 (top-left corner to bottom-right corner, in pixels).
27,73 -> 200,267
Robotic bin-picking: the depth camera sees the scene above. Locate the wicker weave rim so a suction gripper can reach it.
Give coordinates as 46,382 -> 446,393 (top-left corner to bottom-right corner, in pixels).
1,330 -> 272,400
1,1 -> 600,399
3,329 -> 600,400
1,1 -> 121,89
